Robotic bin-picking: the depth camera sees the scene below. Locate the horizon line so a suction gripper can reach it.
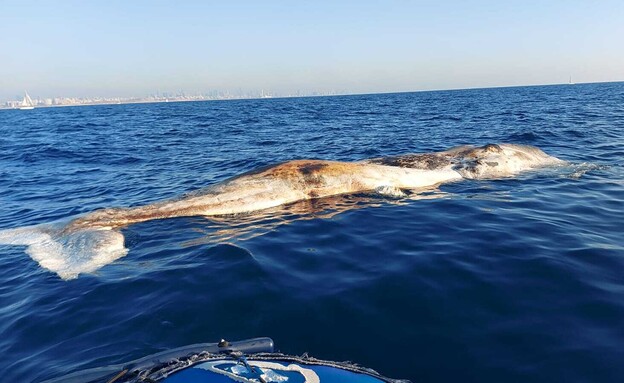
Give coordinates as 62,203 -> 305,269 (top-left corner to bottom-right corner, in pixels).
2,79 -> 622,111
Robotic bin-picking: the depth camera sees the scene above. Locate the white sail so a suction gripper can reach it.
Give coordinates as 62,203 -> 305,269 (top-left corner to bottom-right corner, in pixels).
20,91 -> 35,109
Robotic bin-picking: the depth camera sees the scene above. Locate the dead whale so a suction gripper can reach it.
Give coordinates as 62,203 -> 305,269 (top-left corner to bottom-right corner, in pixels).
0,143 -> 563,279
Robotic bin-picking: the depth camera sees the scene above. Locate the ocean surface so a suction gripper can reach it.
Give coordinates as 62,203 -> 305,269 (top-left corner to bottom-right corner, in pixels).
0,83 -> 623,382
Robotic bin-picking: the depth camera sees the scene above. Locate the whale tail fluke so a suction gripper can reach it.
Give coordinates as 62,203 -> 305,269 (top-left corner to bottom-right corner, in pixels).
0,224 -> 127,280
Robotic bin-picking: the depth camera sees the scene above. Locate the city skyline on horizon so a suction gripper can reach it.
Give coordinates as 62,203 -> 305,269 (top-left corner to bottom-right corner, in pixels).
1,1 -> 623,100
13,75 -> 624,97
4,78 -> 623,109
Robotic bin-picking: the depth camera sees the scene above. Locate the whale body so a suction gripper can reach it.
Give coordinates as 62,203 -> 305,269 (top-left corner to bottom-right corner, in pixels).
0,143 -> 563,279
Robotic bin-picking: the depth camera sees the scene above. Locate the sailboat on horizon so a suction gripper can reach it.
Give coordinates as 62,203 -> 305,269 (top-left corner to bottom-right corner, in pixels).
19,91 -> 35,110
568,75 -> 575,85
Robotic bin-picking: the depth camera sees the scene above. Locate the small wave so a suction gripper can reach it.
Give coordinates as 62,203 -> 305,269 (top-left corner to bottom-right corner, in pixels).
108,155 -> 144,165
19,146 -> 85,163
507,131 -> 541,143
561,129 -> 587,138
256,140 -> 279,146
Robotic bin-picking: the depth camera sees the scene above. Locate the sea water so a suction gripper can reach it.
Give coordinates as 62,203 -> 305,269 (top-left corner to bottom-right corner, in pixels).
0,83 -> 623,382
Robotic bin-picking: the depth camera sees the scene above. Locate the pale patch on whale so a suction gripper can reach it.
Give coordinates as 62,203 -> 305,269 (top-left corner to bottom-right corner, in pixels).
0,224 -> 127,279
0,143 -> 564,279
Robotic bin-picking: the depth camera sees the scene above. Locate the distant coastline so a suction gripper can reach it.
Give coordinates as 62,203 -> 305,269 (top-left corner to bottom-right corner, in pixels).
0,91 -> 338,110
2,80 -> 623,111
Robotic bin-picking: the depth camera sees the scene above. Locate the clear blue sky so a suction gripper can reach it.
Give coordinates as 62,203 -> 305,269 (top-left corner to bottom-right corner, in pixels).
1,0 -> 622,99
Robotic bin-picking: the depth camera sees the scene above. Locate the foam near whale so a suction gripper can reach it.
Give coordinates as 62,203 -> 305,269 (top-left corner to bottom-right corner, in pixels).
0,143 -> 564,279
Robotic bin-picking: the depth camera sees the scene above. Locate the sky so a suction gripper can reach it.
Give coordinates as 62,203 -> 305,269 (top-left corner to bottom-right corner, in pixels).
1,0 -> 623,100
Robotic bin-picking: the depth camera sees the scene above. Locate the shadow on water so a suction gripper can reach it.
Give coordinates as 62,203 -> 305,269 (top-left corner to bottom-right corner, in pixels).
184,189 -> 448,245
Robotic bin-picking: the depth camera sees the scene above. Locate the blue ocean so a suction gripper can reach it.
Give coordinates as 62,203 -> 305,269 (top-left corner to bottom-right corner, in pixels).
1,83 -> 623,382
